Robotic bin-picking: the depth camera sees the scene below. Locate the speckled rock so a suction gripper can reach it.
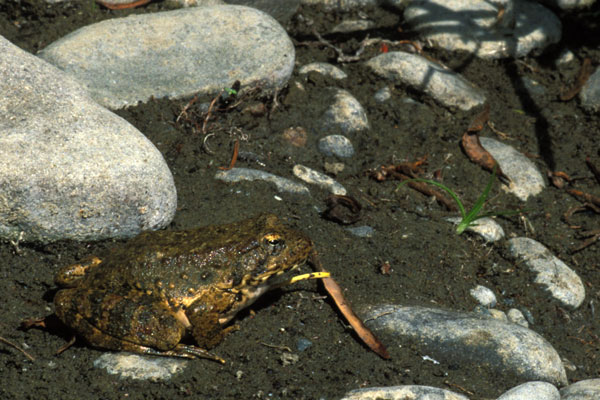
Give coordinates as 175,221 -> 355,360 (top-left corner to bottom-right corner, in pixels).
366,51 -> 486,111
300,0 -> 380,10
320,88 -> 369,135
341,385 -> 469,400
508,237 -> 585,309
214,167 -> 309,195
331,19 -> 375,33
292,164 -> 346,195
507,308 -> 529,328
480,137 -> 545,201
470,285 -> 497,308
364,304 -> 568,386
94,353 -> 187,381
560,379 -> 600,400
39,5 -> 295,109
404,0 -> 561,59
497,381 -> 560,400
0,35 -> 176,243
580,68 -> 600,113
318,135 -> 355,158
447,216 -> 505,242
298,62 -> 347,80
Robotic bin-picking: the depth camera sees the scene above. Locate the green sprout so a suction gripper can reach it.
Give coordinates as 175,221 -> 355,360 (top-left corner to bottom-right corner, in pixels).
396,167 -> 522,234
224,87 -> 238,96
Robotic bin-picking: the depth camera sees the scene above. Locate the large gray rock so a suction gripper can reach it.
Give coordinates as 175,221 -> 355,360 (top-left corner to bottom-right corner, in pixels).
38,5 -> 295,109
341,385 -> 469,400
364,304 -> 568,387
0,36 -> 176,243
560,379 -> 600,400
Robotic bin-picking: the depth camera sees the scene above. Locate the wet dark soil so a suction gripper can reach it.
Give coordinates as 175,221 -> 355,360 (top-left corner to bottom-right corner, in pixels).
1,1 -> 600,399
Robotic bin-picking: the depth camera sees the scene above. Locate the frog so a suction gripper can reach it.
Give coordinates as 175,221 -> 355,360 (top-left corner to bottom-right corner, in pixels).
53,214 -> 317,362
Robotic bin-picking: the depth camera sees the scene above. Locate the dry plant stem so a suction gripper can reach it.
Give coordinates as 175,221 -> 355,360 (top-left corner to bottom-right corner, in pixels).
0,335 -> 35,361
572,229 -> 600,252
218,140 -> 239,171
586,157 -> 600,184
202,91 -> 223,135
309,251 -> 390,360
566,188 -> 600,208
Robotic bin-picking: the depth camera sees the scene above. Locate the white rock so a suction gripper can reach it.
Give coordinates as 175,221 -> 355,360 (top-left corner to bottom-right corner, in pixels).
580,68 -> 600,113
479,137 -> 545,201
366,51 -> 486,111
0,35 -> 176,243
214,167 -> 309,195
447,216 -> 505,242
318,135 -> 355,158
404,0 -> 561,59
560,378 -> 600,399
365,304 -> 568,386
94,353 -> 186,381
470,285 -> 497,307
298,62 -> 348,80
39,6 -> 294,109
507,308 -> 529,328
292,164 -> 346,195
331,19 -> 376,33
508,237 -> 585,309
497,381 -> 559,400
341,385 -> 469,400
374,86 -> 392,103
321,88 -> 369,135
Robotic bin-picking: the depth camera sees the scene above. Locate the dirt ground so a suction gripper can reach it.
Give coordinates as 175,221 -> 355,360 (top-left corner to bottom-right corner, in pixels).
1,1 -> 599,399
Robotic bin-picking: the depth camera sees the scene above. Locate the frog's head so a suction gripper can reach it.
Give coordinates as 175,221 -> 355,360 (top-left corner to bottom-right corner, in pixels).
219,214 -> 313,322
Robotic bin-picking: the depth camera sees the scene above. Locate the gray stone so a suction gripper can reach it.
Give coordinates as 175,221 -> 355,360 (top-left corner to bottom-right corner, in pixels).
331,19 -> 376,33
541,0 -> 596,10
508,237 -> 585,309
447,216 -> 505,242
560,379 -> 600,400
470,285 -> 497,308
321,88 -> 369,135
341,385 -> 469,400
366,51 -> 486,111
374,86 -> 392,103
479,137 -> 545,201
298,62 -> 347,80
497,381 -> 560,400
0,35 -> 176,243
214,168 -> 309,195
292,164 -> 346,195
94,353 -> 187,381
39,5 -> 294,109
580,68 -> 600,113
404,0 -> 561,59
346,226 -> 375,238
364,304 -> 568,386
318,135 -> 355,158
506,308 -> 528,328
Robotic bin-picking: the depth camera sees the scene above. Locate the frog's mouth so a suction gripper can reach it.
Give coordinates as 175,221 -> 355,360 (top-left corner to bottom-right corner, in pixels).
217,264 -> 302,325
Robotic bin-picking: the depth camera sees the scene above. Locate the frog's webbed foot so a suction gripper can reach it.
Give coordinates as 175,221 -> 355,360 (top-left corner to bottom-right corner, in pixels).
127,343 -> 225,363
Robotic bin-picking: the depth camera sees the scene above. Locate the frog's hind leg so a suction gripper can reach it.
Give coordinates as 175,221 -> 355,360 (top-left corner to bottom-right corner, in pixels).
55,289 -> 221,360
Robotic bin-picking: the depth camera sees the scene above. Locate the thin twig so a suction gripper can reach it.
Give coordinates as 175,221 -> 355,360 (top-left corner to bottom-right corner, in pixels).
0,335 -> 35,361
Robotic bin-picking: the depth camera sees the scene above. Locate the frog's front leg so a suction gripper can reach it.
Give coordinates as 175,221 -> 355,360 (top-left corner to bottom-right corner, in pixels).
54,288 -> 220,360
186,290 -> 240,350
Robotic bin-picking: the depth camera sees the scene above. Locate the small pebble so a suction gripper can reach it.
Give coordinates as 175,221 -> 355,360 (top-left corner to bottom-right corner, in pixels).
292,164 -> 346,195
346,225 -> 374,238
497,381 -> 559,400
318,135 -> 355,158
507,308 -> 529,328
341,385 -> 468,400
215,168 -> 309,195
296,337 -> 312,352
447,217 -> 505,242
298,62 -> 347,80
320,88 -> 369,135
94,353 -> 186,381
470,285 -> 497,308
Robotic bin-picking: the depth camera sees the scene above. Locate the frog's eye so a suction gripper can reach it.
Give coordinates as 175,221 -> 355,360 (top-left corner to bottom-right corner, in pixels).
263,234 -> 284,255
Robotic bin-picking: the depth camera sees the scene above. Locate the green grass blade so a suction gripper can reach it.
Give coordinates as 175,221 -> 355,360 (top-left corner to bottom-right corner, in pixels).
396,178 -> 467,218
456,167 -> 497,234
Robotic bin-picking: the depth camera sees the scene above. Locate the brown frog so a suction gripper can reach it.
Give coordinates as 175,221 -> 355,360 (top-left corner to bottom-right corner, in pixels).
53,214 -> 318,361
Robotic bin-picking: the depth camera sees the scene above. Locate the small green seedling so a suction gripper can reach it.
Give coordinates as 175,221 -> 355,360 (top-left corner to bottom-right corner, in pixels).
397,167 -> 522,234
224,87 -> 238,96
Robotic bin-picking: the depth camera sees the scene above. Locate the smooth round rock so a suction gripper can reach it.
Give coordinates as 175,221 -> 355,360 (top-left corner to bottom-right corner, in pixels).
404,0 -> 561,59
470,285 -> 497,308
508,237 -> 585,309
320,88 -> 369,135
560,379 -> 600,400
479,137 -> 545,201
366,51 -> 486,111
298,62 -> 347,80
39,5 -> 295,109
497,381 -> 559,400
0,35 -> 176,243
341,385 -> 469,400
318,135 -> 355,158
365,304 -> 568,386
